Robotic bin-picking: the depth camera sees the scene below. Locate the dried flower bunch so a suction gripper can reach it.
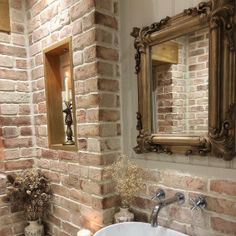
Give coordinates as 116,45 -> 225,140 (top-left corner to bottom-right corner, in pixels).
5,169 -> 52,221
106,154 -> 143,208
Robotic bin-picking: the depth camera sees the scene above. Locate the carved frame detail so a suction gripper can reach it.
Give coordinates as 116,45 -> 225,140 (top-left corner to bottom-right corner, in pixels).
131,0 -> 236,160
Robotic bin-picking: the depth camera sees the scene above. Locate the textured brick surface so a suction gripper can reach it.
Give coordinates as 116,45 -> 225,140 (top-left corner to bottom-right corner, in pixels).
132,168 -> 236,236
1,1 -> 235,236
154,29 -> 208,134
0,0 -> 34,233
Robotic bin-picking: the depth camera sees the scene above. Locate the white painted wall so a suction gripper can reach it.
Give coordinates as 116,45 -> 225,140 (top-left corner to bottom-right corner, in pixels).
120,0 -> 236,178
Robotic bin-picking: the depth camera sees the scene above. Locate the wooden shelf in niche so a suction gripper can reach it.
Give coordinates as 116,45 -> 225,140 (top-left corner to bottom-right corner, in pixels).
43,37 -> 77,151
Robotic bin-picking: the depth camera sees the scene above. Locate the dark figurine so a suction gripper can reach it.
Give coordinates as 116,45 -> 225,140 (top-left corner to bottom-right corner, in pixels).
63,102 -> 75,145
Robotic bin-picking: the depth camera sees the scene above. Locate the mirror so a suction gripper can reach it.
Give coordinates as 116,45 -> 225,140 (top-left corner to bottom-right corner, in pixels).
131,0 -> 236,160
151,28 -> 209,135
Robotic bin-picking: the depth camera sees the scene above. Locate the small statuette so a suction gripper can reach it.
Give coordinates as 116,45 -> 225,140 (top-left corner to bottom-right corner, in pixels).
63,101 -> 75,145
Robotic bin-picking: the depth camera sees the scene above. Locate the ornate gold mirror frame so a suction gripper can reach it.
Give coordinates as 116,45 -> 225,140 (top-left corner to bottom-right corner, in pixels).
131,0 -> 236,160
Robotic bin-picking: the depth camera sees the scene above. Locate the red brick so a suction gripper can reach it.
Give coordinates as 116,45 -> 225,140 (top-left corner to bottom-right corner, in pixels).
95,12 -> 118,29
34,114 -> 47,125
99,109 -> 120,121
3,138 -> 32,148
32,26 -> 50,42
70,189 -> 92,205
74,63 -> 97,80
78,152 -> 117,166
97,61 -> 113,76
211,217 -> 236,234
0,104 -> 18,115
49,161 -> 68,173
78,124 -> 99,137
70,0 -> 95,21
40,2 -> 58,24
0,81 -> 15,91
2,127 -> 19,138
95,0 -> 112,11
11,23 -> 25,34
10,0 -> 22,9
73,29 -> 96,51
51,184 -> 69,198
97,46 -> 119,61
83,11 -> 95,31
0,69 -> 27,80
58,151 -> 78,161
17,81 -> 30,92
162,173 -> 207,191
0,228 -> 13,236
72,19 -> 82,35
48,213 -> 61,227
62,222 -> 79,235
5,159 -> 34,170
77,94 -> 99,108
19,105 -> 31,115
31,0 -> 48,17
0,55 -> 13,68
20,127 -> 32,136
96,28 -> 112,44
205,195 -> 236,217
92,195 -> 119,209
83,46 -> 97,63
12,34 -> 25,47
210,179 -> 236,196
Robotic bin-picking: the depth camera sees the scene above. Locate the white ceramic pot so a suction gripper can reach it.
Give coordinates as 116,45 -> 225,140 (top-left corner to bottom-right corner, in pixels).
114,207 -> 134,223
24,220 -> 44,236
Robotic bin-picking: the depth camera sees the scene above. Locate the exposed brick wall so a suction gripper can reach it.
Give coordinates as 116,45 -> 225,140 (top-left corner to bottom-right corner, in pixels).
0,0 -> 34,173
153,28 -> 208,134
0,0 -> 121,235
0,0 -> 34,234
120,1 -> 236,236
131,168 -> 236,236
25,0 -> 120,235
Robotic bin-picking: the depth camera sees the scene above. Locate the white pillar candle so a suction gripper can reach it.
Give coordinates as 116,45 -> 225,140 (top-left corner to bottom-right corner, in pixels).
77,229 -> 92,236
65,72 -> 70,102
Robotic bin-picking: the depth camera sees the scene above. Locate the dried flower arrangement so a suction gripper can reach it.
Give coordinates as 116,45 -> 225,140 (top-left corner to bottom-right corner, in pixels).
106,154 -> 143,208
4,169 -> 52,221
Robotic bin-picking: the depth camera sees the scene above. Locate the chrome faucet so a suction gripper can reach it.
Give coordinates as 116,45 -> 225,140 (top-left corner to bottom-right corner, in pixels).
150,192 -> 185,227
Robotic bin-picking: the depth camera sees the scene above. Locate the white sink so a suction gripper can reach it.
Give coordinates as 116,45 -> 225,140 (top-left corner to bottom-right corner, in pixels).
94,222 -> 188,236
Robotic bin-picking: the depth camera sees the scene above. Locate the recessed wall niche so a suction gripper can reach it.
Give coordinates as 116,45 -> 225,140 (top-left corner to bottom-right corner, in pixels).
43,37 -> 77,150
0,0 -> 10,33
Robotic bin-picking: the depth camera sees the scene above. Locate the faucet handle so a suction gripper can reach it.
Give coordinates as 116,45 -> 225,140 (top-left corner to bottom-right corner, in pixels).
152,189 -> 165,201
190,196 -> 207,211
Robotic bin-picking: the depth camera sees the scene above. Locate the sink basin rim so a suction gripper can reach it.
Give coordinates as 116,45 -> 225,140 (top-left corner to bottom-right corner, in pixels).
94,222 -> 188,236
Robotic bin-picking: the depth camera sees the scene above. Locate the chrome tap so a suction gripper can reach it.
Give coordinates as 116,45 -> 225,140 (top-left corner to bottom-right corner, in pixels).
150,192 -> 185,227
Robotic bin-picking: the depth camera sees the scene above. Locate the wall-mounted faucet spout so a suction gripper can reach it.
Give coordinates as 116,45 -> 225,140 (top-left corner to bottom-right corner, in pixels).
150,192 -> 185,227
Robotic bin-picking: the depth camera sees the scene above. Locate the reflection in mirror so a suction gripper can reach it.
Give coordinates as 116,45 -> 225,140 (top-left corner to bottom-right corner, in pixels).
151,28 -> 209,135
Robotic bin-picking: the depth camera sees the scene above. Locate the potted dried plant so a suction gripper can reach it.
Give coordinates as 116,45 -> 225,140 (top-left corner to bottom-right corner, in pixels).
106,155 -> 143,223
5,169 -> 52,236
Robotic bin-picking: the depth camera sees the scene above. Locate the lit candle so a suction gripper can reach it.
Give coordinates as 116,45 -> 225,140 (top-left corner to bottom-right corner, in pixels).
65,72 -> 70,102
77,229 -> 92,236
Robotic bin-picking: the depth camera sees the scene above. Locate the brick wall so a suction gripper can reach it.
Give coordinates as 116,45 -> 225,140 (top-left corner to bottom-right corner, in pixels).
131,168 -> 236,236
0,0 -> 34,235
120,1 -> 236,236
0,0 -> 121,235
26,0 -> 120,235
153,28 -> 208,134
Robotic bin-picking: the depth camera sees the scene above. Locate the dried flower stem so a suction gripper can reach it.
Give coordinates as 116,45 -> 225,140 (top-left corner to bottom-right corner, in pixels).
106,155 -> 142,208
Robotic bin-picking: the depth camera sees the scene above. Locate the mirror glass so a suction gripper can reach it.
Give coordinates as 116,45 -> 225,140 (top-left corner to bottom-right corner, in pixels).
151,27 -> 209,135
